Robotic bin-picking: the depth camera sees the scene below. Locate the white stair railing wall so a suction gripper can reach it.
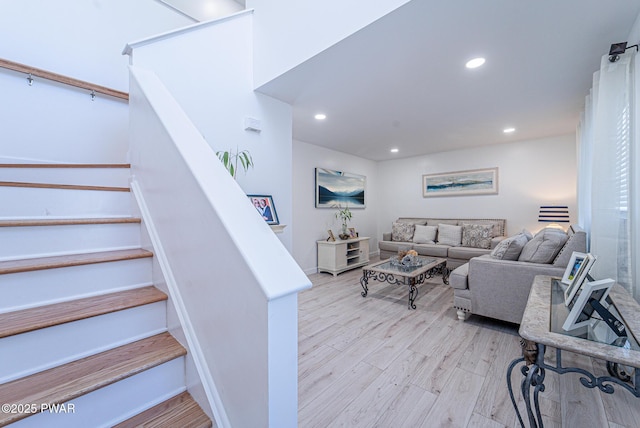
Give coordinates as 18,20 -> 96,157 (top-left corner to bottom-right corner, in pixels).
128,64 -> 309,428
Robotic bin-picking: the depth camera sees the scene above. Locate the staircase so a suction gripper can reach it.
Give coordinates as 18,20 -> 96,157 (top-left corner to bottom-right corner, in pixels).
0,164 -> 212,427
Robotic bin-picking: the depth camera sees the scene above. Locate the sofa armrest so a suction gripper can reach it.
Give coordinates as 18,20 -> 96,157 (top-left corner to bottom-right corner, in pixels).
383,232 -> 392,241
468,255 -> 565,324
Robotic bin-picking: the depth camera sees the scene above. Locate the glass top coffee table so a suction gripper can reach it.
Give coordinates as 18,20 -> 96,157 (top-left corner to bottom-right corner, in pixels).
360,256 -> 448,309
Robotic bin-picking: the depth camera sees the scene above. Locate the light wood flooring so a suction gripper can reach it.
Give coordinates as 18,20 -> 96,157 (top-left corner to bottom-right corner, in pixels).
298,262 -> 640,427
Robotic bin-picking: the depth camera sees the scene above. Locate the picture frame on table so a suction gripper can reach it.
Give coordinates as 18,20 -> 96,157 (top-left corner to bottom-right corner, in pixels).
327,230 -> 336,242
247,194 -> 279,225
562,277 -> 615,332
562,252 -> 596,306
348,227 -> 357,238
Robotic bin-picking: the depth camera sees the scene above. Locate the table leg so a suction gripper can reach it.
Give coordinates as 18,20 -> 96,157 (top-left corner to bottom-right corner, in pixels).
360,271 -> 369,297
408,278 -> 418,309
507,341 -> 546,428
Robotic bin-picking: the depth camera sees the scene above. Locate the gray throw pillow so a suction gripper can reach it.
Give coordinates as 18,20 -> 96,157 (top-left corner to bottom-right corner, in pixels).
490,233 -> 529,260
413,224 -> 437,244
518,228 -> 569,264
461,223 -> 493,249
391,222 -> 415,242
437,223 -> 462,246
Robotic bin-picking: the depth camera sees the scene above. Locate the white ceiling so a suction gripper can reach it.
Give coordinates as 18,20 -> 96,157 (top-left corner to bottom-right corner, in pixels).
257,1 -> 640,161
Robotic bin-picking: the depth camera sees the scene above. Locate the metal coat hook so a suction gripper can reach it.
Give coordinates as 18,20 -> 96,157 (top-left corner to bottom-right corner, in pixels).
90,90 -> 96,101
27,73 -> 33,86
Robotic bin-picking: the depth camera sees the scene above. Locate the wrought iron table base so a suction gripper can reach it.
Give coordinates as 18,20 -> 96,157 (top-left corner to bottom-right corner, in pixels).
507,340 -> 640,427
360,263 -> 449,309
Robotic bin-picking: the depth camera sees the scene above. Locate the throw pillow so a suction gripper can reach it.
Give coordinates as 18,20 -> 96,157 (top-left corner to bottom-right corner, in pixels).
413,225 -> 437,244
391,222 -> 415,242
437,223 -> 462,246
518,228 -> 569,264
461,223 -> 493,249
490,233 -> 530,260
518,228 -> 533,241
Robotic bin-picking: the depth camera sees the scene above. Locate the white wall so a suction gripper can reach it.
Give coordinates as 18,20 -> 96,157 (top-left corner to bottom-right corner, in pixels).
125,11 -> 295,251
0,0 -> 191,91
248,0 -> 411,88
293,140 -> 379,274
377,135 -> 578,237
0,0 -> 192,163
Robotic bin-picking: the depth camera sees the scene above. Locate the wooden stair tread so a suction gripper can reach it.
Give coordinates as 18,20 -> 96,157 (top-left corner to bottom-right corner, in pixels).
0,217 -> 141,227
0,332 -> 185,426
114,391 -> 212,428
0,163 -> 130,168
0,248 -> 153,275
0,181 -> 129,192
0,286 -> 167,338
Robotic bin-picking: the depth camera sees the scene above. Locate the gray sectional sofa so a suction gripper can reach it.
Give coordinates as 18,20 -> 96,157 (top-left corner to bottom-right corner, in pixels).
378,217 -> 507,269
449,224 -> 587,324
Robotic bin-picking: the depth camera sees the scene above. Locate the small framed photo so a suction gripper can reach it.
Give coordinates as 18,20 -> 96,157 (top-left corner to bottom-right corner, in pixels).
247,195 -> 279,225
562,252 -> 596,306
562,278 -> 615,332
327,230 -> 336,241
348,227 -> 357,238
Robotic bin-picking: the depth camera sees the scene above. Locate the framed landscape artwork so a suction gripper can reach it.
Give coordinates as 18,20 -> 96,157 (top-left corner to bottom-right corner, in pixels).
423,168 -> 498,197
315,168 -> 366,208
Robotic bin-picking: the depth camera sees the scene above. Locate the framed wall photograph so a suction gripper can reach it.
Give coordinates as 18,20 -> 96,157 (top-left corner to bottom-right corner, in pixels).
315,168 -> 366,208
247,195 -> 279,225
422,168 -> 498,197
562,252 -> 596,305
562,278 -> 615,332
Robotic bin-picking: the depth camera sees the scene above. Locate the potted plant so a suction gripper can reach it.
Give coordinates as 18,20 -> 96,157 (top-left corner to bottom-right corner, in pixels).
335,205 -> 352,239
216,146 -> 253,179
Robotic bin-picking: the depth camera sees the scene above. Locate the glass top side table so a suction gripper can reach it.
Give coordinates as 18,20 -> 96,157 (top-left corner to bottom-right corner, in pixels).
507,275 -> 640,427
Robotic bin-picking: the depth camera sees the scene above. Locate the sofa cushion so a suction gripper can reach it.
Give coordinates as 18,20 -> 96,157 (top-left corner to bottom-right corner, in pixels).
518,228 -> 569,264
552,225 -> 587,267
413,224 -> 437,244
437,223 -> 462,246
379,240 -> 411,253
461,223 -> 493,249
448,246 -> 491,260
392,222 -> 415,242
490,233 -> 530,260
412,243 -> 450,258
450,263 -> 469,290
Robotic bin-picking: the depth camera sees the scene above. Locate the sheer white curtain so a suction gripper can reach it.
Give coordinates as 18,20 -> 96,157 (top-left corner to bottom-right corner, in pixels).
578,52 -> 635,296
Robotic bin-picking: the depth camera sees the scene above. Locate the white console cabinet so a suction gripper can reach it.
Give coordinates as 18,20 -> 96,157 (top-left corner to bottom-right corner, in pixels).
317,237 -> 370,276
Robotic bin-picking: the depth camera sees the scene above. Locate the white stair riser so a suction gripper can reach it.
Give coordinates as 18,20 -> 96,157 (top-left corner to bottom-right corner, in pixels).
10,358 -> 186,428
0,258 -> 153,313
0,168 -> 130,188
0,302 -> 167,383
0,223 -> 141,261
0,187 -> 131,218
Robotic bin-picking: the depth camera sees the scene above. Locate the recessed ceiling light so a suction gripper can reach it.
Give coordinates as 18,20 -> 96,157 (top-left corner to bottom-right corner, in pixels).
390,148 -> 399,153
503,127 -> 516,133
314,113 -> 326,120
465,57 -> 486,69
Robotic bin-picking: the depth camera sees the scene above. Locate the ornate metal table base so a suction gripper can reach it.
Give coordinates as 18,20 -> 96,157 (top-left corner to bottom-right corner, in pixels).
507,339 -> 640,427
360,262 -> 449,309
